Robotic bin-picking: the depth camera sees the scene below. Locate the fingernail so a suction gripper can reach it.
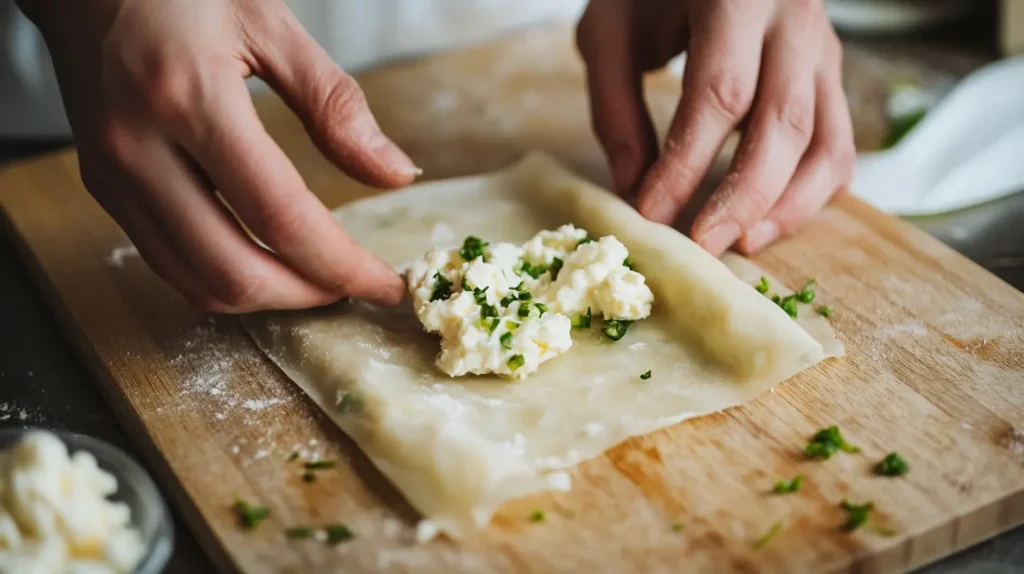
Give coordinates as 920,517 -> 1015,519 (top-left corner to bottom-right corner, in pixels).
369,131 -> 418,176
741,220 -> 779,252
637,189 -> 675,224
700,222 -> 741,256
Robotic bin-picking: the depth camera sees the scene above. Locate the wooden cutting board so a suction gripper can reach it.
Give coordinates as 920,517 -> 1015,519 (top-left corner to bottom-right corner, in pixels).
1,26 -> 1023,574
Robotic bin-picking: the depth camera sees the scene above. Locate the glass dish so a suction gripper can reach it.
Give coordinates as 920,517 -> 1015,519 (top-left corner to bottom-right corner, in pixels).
0,428 -> 174,574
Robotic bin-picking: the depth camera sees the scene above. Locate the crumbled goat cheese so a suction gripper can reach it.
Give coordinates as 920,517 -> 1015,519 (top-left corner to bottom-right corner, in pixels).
0,432 -> 145,574
406,225 -> 654,379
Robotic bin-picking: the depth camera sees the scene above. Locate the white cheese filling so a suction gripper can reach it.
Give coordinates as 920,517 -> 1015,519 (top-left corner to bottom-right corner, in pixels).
0,432 -> 145,574
407,224 -> 654,378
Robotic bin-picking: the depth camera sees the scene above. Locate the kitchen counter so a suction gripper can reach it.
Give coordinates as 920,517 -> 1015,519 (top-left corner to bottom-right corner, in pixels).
1,26 -> 1022,574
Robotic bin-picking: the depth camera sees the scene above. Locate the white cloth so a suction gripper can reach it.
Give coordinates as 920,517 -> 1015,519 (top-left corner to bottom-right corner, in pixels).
852,56 -> 1024,216
0,0 -> 586,138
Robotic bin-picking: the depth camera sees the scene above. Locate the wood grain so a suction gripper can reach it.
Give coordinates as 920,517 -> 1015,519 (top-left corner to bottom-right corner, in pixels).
1,26 -> 1023,574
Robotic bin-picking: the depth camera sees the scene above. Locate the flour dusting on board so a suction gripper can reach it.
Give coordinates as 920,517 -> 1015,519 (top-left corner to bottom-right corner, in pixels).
158,318 -> 290,421
104,241 -> 140,268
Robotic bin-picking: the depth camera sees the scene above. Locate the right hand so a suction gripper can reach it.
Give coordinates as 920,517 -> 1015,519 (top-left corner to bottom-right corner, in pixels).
20,0 -> 415,312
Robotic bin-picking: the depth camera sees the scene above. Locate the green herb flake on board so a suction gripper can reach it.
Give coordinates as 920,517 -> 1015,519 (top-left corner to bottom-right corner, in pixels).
840,500 -> 874,532
816,306 -> 833,318
304,460 -> 336,471
285,527 -> 313,540
234,498 -> 270,530
876,452 -> 910,477
671,520 -> 685,532
755,520 -> 784,549
778,294 -> 799,319
756,276 -> 770,294
867,524 -> 898,537
773,474 -> 804,494
529,510 -> 546,523
805,426 -> 859,460
325,524 -> 355,545
640,370 -> 652,381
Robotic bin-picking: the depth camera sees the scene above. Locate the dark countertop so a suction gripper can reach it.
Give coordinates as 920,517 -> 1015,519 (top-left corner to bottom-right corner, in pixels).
1,23 -> 1023,574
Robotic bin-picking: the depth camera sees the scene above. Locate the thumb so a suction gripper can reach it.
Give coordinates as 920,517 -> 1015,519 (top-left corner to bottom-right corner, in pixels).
252,12 -> 419,188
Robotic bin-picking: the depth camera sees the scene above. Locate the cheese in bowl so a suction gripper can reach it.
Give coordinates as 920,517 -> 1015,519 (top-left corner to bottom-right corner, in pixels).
0,430 -> 154,574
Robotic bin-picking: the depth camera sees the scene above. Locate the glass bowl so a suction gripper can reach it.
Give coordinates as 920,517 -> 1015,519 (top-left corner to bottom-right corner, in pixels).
0,428 -> 174,574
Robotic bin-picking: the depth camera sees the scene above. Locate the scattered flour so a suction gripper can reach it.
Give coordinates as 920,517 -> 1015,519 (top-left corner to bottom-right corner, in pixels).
878,322 -> 929,338
0,403 -> 40,424
158,319 -> 289,420
104,242 -> 140,268
242,399 -> 284,411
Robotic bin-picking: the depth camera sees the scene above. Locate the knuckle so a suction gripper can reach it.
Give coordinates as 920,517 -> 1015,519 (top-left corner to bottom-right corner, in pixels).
740,186 -> 775,224
253,197 -> 310,247
143,59 -> 193,123
823,140 -> 856,183
318,74 -> 368,128
192,296 -> 231,314
772,94 -> 814,141
93,119 -> 135,163
574,13 -> 597,58
211,266 -> 265,310
704,71 -> 754,123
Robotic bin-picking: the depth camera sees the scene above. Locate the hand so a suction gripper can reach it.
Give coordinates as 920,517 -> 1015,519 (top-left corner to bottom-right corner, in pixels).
577,0 -> 855,255
19,0 -> 415,312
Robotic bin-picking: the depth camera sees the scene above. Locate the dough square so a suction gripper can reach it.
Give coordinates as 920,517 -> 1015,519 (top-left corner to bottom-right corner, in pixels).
242,152 -> 840,538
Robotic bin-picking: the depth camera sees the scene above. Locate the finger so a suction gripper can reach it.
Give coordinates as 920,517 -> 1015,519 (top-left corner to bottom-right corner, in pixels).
163,78 -> 406,306
636,1 -> 771,225
101,124 -> 339,312
81,156 -> 222,310
248,10 -> 418,188
736,66 -> 856,254
690,8 -> 820,256
576,0 -> 658,196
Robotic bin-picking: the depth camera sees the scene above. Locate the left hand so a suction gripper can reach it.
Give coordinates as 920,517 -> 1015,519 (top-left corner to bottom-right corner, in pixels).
576,0 -> 856,255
